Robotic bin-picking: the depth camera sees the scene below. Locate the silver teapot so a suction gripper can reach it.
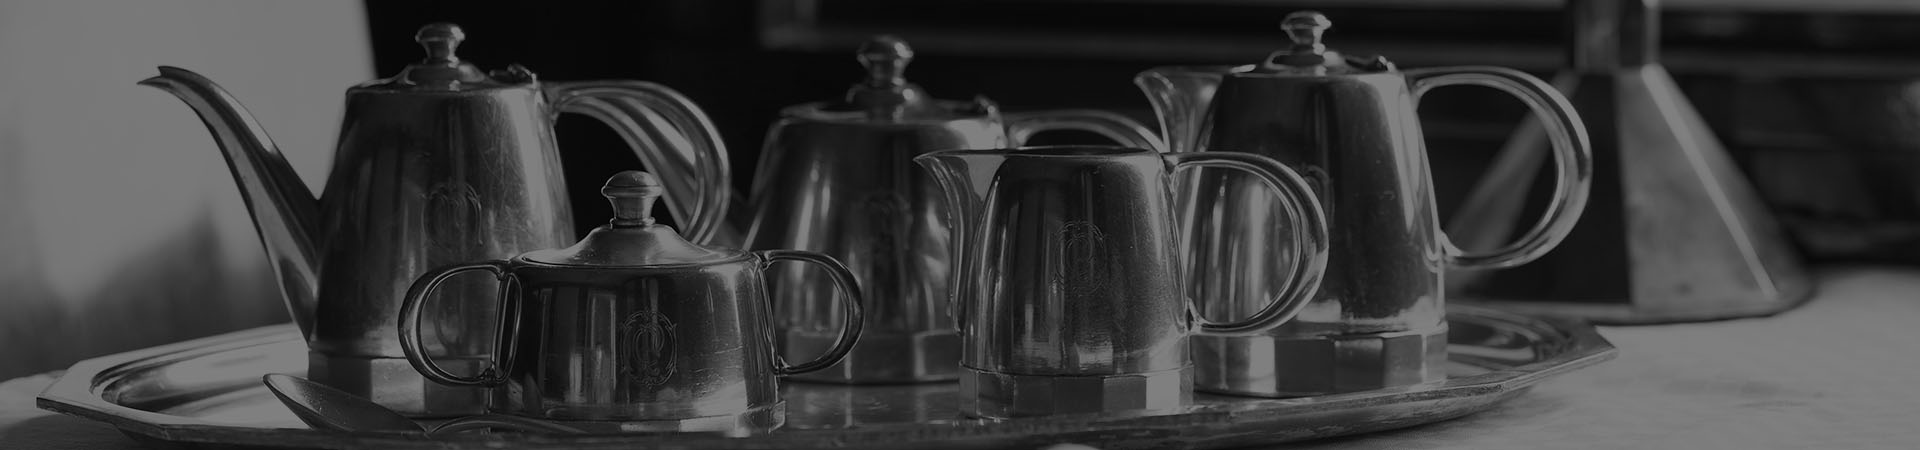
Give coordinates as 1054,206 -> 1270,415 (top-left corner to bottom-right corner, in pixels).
399,171 -> 862,433
917,145 -> 1328,418
141,23 -> 733,416
746,36 -> 1163,384
1136,12 -> 1593,397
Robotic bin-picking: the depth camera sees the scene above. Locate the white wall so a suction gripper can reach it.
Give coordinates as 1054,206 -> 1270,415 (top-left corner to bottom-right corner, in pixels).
0,0 -> 373,378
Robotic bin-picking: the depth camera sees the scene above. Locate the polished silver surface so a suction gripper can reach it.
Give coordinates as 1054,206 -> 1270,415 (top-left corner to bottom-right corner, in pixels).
917,146 -> 1328,418
748,36 -> 1161,384
139,23 -> 733,416
1445,0 -> 1813,324
261,374 -> 583,435
1138,11 -> 1592,397
399,172 -> 861,432
37,305 -> 1615,449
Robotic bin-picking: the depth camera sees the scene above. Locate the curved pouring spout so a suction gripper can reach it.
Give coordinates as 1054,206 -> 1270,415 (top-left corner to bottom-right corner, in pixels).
912,150 -> 1005,333
140,66 -> 323,340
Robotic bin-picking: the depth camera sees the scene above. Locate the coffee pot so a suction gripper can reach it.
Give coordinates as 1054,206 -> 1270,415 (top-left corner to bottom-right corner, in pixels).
141,23 -> 733,416
399,171 -> 863,433
746,36 -> 1162,384
1136,12 -> 1593,397
916,146 -> 1328,418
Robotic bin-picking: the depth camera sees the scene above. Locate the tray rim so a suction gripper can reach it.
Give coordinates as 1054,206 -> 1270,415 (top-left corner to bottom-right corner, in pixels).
38,305 -> 1616,449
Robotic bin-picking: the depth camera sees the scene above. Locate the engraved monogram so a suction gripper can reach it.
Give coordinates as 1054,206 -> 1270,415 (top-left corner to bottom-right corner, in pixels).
620,310 -> 677,386
1057,220 -> 1109,298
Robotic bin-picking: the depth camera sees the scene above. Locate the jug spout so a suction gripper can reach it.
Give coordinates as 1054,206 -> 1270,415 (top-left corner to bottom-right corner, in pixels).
912,151 -> 1006,224
912,150 -> 1007,336
141,66 -> 323,340
1133,66 -> 1235,153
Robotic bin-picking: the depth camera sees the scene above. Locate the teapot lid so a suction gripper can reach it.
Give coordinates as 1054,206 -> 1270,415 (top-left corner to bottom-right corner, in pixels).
1246,12 -> 1396,75
521,171 -> 735,267
363,23 -> 531,92
803,36 -> 989,121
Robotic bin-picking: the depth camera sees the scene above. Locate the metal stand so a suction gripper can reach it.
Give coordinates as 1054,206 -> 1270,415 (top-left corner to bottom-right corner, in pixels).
1445,0 -> 1812,324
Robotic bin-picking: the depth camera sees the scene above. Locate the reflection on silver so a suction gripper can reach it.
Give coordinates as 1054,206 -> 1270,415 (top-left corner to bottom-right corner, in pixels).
39,305 -> 1616,449
398,172 -> 862,434
140,24 -> 734,417
917,146 -> 1328,418
1138,12 -> 1592,397
748,36 -> 1162,384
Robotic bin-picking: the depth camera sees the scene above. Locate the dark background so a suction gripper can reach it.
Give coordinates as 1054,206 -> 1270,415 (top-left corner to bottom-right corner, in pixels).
363,1 -> 1920,260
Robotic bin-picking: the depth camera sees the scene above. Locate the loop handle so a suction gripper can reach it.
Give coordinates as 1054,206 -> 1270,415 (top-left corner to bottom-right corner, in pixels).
757,250 -> 865,375
1165,152 -> 1330,335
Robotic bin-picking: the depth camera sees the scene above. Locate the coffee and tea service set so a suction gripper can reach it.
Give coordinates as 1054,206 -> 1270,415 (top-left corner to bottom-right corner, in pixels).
122,10 -> 1598,438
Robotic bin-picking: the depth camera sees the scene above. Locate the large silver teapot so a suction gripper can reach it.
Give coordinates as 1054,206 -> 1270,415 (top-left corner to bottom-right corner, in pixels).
141,23 -> 733,416
746,36 -> 1162,384
1136,12 -> 1592,397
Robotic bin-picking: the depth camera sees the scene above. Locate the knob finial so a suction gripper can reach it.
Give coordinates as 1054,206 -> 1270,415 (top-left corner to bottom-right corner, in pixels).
857,35 -> 914,88
1281,11 -> 1332,55
603,171 -> 664,227
416,23 -> 466,64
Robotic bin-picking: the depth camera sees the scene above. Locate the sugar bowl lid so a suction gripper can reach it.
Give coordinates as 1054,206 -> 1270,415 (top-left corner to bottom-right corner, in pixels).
1245,11 -> 1396,75
521,171 -> 734,267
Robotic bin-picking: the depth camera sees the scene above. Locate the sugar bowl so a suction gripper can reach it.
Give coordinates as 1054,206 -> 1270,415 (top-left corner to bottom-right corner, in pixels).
398,171 -> 864,433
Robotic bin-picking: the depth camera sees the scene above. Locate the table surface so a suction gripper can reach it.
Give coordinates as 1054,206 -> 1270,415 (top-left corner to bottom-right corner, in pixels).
5,266 -> 1918,450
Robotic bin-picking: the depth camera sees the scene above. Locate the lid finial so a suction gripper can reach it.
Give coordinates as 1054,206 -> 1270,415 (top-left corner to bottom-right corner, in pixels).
858,35 -> 914,88
603,171 -> 664,227
1281,11 -> 1332,55
416,23 -> 466,64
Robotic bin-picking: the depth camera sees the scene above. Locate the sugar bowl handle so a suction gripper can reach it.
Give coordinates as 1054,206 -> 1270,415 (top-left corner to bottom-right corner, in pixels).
756,250 -> 865,376
1406,66 -> 1593,270
1165,152 -> 1330,336
398,260 -> 515,387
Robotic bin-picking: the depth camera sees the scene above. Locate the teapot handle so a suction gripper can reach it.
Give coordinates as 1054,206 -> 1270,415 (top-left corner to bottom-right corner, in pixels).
1405,67 -> 1594,269
1165,153 -> 1330,336
1005,109 -> 1168,152
755,250 -> 865,376
550,81 -> 734,244
398,261 -> 517,387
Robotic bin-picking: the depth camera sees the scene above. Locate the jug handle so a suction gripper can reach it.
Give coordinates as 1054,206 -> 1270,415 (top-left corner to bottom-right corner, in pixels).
550,81 -> 734,244
1405,67 -> 1594,270
398,261 -> 516,387
1166,153 -> 1330,335
755,250 -> 865,376
1005,109 -> 1168,152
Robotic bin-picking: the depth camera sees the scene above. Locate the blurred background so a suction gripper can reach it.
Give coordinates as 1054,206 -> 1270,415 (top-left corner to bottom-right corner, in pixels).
6,0 -> 1920,379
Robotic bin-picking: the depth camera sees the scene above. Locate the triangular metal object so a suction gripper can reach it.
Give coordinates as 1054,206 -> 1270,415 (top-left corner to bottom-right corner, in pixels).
1445,0 -> 1813,323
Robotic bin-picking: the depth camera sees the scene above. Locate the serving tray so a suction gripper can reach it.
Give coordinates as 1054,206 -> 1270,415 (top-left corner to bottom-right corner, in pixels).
39,305 -> 1613,450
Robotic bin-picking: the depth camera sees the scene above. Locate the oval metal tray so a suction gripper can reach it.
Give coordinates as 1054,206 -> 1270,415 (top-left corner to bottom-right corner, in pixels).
38,305 -> 1613,449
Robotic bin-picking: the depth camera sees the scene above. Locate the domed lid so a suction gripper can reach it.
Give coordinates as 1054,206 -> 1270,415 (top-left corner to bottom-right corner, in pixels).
1245,11 -> 1396,76
521,171 -> 735,267
794,35 -> 996,122
360,23 -> 535,92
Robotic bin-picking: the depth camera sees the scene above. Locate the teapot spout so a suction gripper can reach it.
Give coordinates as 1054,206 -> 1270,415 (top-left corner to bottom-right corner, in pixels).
140,66 -> 323,340
1134,66 -> 1238,153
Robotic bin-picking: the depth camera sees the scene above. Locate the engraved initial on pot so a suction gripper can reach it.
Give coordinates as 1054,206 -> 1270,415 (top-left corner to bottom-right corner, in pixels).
621,309 -> 677,386
1056,221 -> 1109,299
